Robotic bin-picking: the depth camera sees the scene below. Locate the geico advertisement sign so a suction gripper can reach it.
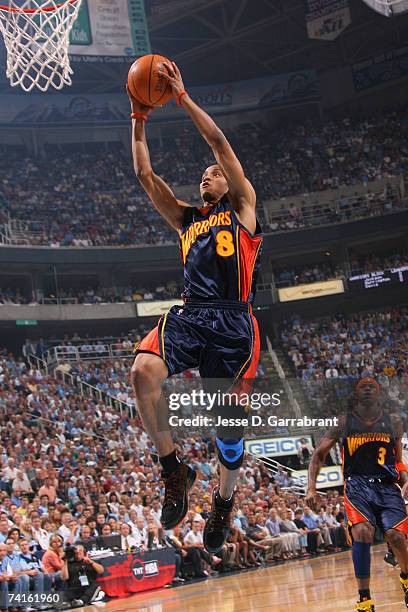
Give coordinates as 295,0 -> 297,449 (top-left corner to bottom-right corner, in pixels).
245,436 -> 313,457
293,466 -> 344,489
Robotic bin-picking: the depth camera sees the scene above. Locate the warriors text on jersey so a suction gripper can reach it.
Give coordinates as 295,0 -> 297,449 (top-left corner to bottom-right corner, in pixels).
341,410 -> 398,482
179,197 -> 263,303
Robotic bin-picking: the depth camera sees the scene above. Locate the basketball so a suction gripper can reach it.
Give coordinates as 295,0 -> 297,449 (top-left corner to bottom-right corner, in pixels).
127,54 -> 174,107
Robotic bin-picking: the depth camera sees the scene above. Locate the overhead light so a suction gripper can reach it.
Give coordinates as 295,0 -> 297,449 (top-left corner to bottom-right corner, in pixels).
361,0 -> 408,16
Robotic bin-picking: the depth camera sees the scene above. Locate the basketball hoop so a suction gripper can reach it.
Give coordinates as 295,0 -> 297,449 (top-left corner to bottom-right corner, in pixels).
361,0 -> 408,16
0,0 -> 83,92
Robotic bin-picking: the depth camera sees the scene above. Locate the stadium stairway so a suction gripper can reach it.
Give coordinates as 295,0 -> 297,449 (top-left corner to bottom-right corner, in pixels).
269,344 -> 315,417
6,218 -> 45,246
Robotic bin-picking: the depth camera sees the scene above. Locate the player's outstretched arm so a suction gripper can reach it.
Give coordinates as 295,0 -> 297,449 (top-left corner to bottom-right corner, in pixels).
305,434 -> 337,511
158,62 -> 255,228
128,88 -> 188,232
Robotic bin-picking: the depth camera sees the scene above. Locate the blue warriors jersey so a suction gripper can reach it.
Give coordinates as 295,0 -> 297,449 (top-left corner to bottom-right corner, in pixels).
179,197 -> 263,303
341,411 -> 398,482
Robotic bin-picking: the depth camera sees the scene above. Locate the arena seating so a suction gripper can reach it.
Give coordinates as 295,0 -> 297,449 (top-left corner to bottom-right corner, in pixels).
279,306 -> 408,425
0,345 -> 350,599
0,109 -> 407,247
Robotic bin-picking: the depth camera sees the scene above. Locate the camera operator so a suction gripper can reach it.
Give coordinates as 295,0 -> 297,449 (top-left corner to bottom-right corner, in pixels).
60,544 -> 104,607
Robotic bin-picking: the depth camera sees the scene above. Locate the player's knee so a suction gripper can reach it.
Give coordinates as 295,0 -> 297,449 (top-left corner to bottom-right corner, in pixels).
216,437 -> 244,470
385,528 -> 405,548
130,354 -> 166,396
352,522 -> 375,543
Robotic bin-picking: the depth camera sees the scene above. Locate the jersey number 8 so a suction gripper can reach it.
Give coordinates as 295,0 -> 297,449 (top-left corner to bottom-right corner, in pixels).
216,230 -> 235,257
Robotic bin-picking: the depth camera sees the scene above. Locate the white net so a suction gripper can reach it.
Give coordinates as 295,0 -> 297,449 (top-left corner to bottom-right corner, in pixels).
0,0 -> 82,92
361,0 -> 408,16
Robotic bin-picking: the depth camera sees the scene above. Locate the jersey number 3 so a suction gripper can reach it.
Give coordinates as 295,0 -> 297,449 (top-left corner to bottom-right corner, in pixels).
377,446 -> 386,465
216,230 -> 235,257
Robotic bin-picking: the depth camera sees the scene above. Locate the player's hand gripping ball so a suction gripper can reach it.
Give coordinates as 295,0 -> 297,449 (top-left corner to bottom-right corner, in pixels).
127,54 -> 174,107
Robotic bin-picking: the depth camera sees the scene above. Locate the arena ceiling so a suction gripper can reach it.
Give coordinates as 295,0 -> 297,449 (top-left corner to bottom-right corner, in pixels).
0,0 -> 407,94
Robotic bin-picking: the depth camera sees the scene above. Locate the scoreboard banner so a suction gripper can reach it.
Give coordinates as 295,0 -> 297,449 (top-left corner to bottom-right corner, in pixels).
305,0 -> 351,41
348,266 -> 408,290
69,0 -> 150,57
278,279 -> 344,302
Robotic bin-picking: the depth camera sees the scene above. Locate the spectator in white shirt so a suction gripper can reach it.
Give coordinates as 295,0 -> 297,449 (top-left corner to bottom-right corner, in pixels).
12,471 -> 33,495
2,459 -> 18,485
132,518 -> 147,549
29,516 -> 51,552
150,499 -> 162,526
57,513 -> 79,545
119,523 -> 139,551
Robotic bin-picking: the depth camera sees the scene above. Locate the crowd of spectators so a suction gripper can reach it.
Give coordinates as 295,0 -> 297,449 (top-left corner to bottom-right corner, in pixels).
350,249 -> 408,275
44,281 -> 183,305
5,248 -> 408,303
0,288 -> 31,305
265,184 -> 402,233
0,345 -> 352,606
277,304 -> 408,430
281,306 -> 408,383
1,107 -> 407,247
275,262 -> 344,288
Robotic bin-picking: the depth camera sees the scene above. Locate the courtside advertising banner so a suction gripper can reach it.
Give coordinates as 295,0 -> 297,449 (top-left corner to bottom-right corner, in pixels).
278,279 -> 344,302
294,466 -> 344,489
305,0 -> 351,40
246,436 -> 313,458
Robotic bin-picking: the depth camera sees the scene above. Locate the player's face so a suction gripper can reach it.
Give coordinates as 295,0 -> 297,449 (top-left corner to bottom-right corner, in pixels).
356,381 -> 379,403
200,165 -> 228,203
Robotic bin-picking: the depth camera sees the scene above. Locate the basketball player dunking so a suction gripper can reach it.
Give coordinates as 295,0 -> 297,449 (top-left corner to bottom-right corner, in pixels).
127,61 -> 262,553
306,377 -> 408,611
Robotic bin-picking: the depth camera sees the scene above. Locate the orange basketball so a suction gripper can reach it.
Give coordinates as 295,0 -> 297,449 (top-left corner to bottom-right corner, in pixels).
127,54 -> 174,107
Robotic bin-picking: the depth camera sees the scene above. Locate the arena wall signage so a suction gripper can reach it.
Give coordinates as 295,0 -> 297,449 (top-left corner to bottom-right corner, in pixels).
136,300 -> 183,317
305,0 -> 351,41
293,465 -> 344,489
69,0 -> 150,57
245,436 -> 313,457
0,70 -> 319,125
348,266 -> 408,290
278,279 -> 344,302
352,47 -> 408,91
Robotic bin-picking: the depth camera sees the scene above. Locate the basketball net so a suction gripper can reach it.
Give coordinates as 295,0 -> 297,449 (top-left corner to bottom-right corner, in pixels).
0,0 -> 82,92
361,0 -> 408,16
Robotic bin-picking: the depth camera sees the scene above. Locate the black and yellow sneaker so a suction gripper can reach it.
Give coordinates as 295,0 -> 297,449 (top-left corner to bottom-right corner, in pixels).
160,463 -> 196,530
203,486 -> 234,554
400,575 -> 408,608
355,599 -> 375,611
